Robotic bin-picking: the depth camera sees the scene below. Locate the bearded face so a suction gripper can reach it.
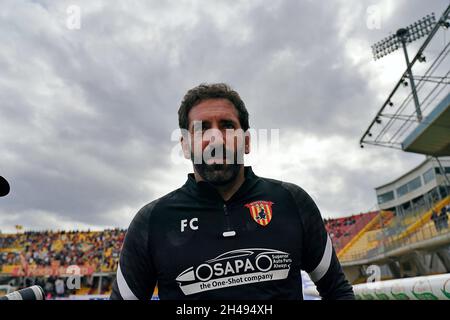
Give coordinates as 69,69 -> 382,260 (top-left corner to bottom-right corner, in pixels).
182,99 -> 249,186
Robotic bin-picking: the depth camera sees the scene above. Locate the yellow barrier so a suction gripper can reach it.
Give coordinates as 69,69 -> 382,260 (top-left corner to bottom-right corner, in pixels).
0,265 -> 21,274
0,248 -> 23,253
392,196 -> 450,243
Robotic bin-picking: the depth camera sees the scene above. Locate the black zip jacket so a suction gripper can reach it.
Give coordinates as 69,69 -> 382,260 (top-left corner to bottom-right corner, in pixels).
110,167 -> 354,300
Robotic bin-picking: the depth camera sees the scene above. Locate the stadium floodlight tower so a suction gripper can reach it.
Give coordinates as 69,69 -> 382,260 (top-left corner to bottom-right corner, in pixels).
371,13 -> 437,122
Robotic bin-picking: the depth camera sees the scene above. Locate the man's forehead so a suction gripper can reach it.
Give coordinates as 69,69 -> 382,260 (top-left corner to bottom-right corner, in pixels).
188,99 -> 239,122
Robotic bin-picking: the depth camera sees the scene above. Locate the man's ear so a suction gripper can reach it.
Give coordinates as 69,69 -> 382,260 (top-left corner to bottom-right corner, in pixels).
244,131 -> 251,154
180,135 -> 191,159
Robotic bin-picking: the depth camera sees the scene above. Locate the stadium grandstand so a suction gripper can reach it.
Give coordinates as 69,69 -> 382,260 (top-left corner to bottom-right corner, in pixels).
0,229 -> 125,298
323,158 -> 450,297
338,157 -> 450,282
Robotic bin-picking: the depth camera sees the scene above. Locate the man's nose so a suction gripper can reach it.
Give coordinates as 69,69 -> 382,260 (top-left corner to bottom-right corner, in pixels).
205,127 -> 226,145
209,134 -> 225,145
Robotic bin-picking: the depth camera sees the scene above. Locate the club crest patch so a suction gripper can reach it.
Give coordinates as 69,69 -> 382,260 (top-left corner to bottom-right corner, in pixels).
244,201 -> 274,226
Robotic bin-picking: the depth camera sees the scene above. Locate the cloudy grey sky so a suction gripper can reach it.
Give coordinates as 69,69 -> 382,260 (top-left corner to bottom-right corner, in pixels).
0,0 -> 448,233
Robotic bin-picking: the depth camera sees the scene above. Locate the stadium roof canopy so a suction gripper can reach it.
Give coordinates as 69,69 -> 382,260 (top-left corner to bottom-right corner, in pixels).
402,92 -> 450,156
360,5 -> 450,155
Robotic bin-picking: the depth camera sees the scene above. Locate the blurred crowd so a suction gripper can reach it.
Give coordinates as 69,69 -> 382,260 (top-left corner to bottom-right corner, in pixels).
0,228 -> 126,273
324,214 -> 359,239
431,204 -> 450,232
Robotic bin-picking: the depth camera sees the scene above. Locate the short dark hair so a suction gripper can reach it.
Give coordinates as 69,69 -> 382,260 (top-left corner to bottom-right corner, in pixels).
178,83 -> 249,131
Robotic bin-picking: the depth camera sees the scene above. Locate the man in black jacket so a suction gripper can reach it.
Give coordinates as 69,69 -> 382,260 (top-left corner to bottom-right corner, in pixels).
110,83 -> 354,300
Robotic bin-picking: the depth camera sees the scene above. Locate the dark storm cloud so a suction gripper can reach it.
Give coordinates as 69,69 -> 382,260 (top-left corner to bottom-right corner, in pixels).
166,0 -> 373,137
0,0 -> 183,229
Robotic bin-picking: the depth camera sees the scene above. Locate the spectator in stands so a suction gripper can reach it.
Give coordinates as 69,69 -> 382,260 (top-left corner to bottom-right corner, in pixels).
439,207 -> 448,231
44,278 -> 54,299
55,278 -> 65,297
431,209 -> 440,232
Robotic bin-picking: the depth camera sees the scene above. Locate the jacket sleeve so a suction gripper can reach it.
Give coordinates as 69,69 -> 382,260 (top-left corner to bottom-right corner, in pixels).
110,202 -> 158,300
282,182 -> 355,300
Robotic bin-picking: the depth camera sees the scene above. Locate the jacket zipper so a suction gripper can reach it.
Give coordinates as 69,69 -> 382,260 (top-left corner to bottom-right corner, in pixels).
222,203 -> 236,238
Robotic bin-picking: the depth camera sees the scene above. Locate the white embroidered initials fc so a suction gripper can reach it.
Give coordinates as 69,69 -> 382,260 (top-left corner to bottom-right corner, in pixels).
181,218 -> 199,232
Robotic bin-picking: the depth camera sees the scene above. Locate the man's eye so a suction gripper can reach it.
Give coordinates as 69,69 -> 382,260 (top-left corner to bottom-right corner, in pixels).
224,123 -> 235,129
193,125 -> 205,132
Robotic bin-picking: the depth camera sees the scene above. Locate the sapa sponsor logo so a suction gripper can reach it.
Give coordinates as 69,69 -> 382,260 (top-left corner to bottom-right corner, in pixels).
175,248 -> 291,295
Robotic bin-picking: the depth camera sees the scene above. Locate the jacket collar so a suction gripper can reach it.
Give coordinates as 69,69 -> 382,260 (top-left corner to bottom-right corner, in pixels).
183,166 -> 259,202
